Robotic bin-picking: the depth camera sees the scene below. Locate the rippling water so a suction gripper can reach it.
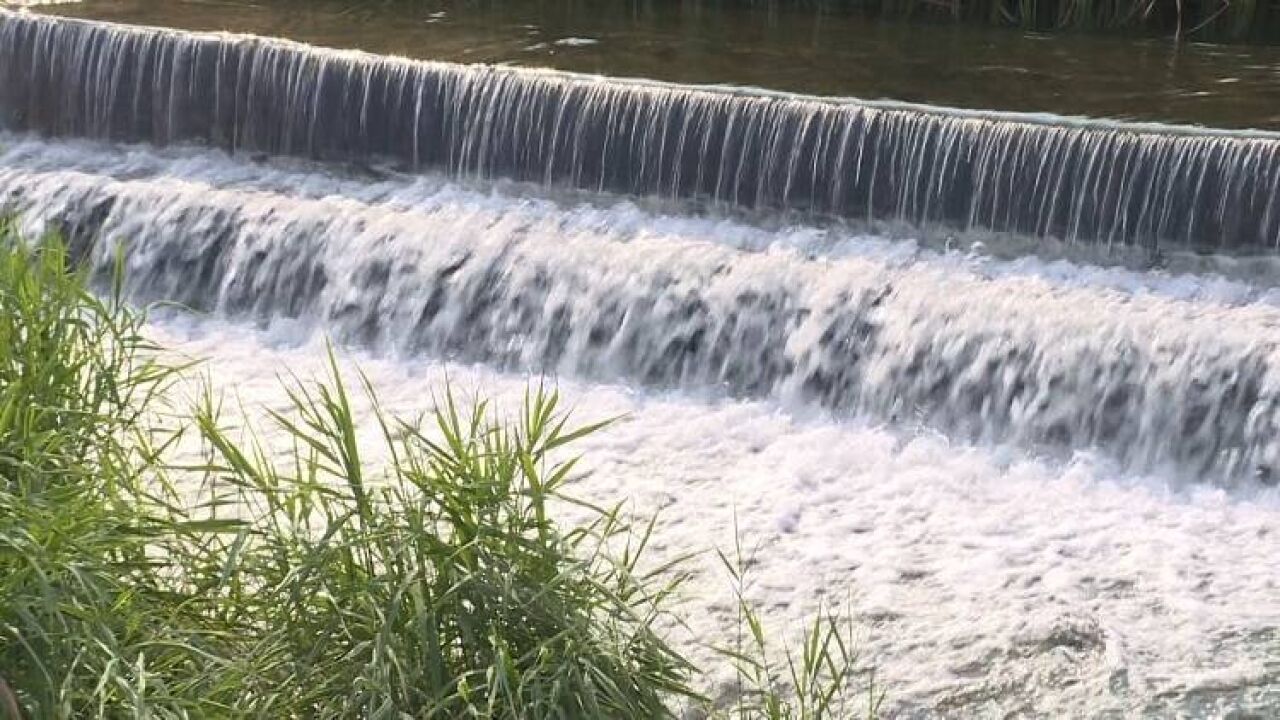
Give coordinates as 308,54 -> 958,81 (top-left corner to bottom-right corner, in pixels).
31,0 -> 1280,130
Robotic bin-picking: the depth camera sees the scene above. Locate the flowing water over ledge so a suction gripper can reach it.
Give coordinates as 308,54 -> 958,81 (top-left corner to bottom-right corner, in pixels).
4,133 -> 1280,487
5,10 -> 1280,253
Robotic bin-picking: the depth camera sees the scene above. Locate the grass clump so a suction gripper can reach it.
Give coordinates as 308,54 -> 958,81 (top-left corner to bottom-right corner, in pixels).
0,222 -> 207,718
187,365 -> 695,717
0,225 -> 878,718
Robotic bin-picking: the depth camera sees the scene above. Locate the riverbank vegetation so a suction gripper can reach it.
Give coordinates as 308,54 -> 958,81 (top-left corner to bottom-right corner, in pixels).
0,225 -> 880,718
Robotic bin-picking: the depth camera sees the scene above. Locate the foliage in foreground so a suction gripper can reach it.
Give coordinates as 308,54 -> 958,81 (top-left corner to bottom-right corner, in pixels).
0,227 -> 203,717
0,228 -> 878,718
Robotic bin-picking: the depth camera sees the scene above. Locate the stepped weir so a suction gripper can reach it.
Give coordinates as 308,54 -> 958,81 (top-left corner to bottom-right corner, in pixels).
3,11 -> 1280,485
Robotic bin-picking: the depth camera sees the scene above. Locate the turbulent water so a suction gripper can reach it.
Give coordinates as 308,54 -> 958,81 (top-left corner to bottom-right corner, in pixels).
151,318 -> 1280,719
3,135 -> 1280,486
1,10 -> 1278,717
5,9 -> 1280,252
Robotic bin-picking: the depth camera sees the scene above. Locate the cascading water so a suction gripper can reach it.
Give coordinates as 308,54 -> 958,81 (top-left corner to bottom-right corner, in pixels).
2,10 -> 1280,487
5,9 -> 1280,253
2,136 -> 1279,485
3,11 -> 1279,716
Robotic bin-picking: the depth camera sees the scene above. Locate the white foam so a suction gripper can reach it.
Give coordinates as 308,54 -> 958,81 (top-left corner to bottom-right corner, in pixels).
3,132 -> 1278,303
149,316 -> 1280,717
7,134 -> 1280,482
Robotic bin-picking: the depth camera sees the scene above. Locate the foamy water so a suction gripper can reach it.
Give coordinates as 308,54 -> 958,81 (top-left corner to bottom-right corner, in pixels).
149,316 -> 1280,717
2,130 -> 1278,713
7,134 -> 1280,485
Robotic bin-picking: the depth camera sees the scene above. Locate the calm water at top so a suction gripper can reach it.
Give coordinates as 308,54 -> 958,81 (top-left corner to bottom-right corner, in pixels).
25,0 -> 1280,130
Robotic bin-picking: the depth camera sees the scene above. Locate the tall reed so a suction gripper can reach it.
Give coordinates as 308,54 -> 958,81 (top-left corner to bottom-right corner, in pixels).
0,223 -> 210,717
186,362 -> 699,717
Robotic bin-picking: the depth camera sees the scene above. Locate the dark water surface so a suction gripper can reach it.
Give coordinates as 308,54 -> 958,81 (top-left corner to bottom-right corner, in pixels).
28,0 -> 1280,131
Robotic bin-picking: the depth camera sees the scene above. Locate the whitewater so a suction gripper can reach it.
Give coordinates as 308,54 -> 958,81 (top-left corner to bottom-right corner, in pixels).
1,9 -> 1279,716
147,318 -> 1279,718
0,130 -> 1275,716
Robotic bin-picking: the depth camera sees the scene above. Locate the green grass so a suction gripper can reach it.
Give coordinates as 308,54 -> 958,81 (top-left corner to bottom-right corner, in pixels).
0,224 -> 879,718
185,365 -> 696,718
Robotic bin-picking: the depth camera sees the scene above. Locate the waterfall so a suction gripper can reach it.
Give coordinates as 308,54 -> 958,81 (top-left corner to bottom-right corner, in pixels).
3,136 -> 1278,485
5,10 -> 1280,252
3,14 -> 1276,716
